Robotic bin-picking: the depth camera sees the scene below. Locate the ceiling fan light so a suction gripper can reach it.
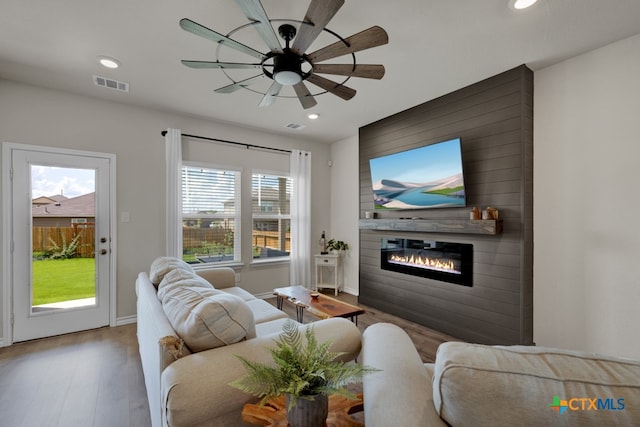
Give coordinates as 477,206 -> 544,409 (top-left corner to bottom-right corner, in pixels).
510,0 -> 538,10
274,70 -> 302,85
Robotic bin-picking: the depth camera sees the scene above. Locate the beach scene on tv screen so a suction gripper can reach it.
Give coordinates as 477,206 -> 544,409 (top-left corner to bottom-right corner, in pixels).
369,138 -> 466,210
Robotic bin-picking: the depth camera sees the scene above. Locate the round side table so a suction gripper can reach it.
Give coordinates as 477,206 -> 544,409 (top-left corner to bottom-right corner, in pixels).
242,393 -> 364,427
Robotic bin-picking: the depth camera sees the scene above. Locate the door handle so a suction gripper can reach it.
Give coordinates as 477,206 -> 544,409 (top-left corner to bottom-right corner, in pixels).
100,249 -> 108,255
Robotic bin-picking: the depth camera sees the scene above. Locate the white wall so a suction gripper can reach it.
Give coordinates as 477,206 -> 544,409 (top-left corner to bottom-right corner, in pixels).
534,33 -> 640,359
329,135 -> 360,295
0,80 -> 331,341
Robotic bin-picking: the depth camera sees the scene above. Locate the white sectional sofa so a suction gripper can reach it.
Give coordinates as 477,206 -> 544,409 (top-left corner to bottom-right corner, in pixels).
361,323 -> 640,427
136,257 -> 362,427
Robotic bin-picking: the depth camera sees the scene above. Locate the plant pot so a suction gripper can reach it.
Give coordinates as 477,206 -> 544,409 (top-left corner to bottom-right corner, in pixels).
286,394 -> 328,427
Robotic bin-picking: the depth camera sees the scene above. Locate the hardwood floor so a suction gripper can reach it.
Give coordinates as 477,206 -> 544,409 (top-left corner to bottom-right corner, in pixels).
0,324 -> 151,427
0,291 -> 457,427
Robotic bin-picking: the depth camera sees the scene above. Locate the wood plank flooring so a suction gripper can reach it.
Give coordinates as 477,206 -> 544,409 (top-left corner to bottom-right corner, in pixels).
0,324 -> 151,427
0,291 -> 457,427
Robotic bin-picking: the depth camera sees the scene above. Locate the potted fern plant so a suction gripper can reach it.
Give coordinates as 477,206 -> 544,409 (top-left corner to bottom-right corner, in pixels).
230,319 -> 377,427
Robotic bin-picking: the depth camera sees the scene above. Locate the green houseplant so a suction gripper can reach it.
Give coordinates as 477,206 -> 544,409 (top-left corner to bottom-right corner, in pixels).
326,238 -> 349,252
230,319 -> 377,427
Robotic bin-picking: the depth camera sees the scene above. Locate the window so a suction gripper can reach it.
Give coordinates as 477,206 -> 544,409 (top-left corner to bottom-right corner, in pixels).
182,164 -> 240,264
252,172 -> 291,260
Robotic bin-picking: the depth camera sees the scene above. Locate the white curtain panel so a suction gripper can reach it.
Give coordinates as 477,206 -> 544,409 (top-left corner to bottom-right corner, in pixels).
290,149 -> 312,288
165,128 -> 182,257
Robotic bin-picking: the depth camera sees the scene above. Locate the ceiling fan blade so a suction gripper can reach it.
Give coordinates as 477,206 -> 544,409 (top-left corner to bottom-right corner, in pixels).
233,0 -> 283,53
291,0 -> 344,55
181,60 -> 262,70
179,18 -> 266,60
259,81 -> 283,107
293,82 -> 318,109
306,74 -> 356,100
215,74 -> 266,94
307,26 -> 389,63
312,64 -> 385,79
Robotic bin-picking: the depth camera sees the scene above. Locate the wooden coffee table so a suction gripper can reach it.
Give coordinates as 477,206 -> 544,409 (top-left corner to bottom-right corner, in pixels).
273,285 -> 365,324
242,393 -> 364,427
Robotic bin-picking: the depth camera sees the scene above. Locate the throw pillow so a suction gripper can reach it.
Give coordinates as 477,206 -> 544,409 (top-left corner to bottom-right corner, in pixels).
149,256 -> 195,286
161,286 -> 256,352
157,268 -> 214,301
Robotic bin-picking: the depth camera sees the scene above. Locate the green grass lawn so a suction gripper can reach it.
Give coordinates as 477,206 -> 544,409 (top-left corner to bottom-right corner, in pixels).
32,258 -> 95,305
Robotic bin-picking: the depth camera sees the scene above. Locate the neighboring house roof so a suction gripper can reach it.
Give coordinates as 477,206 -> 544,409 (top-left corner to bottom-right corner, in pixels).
32,195 -> 68,206
32,192 -> 95,217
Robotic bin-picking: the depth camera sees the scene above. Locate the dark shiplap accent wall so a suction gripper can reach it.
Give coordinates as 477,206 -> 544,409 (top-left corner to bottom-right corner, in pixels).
359,65 -> 533,345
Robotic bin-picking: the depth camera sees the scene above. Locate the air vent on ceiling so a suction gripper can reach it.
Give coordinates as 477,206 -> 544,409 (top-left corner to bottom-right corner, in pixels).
285,123 -> 306,130
93,75 -> 129,92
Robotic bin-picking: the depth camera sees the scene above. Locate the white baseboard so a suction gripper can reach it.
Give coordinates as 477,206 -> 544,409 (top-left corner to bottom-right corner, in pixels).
342,287 -> 359,296
115,315 -> 137,326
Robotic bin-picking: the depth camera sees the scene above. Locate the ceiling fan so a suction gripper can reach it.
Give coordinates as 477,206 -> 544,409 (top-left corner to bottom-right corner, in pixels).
179,0 -> 389,109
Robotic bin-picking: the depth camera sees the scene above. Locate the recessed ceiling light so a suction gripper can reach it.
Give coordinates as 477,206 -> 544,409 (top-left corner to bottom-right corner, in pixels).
509,0 -> 538,10
308,113 -> 319,120
97,56 -> 120,69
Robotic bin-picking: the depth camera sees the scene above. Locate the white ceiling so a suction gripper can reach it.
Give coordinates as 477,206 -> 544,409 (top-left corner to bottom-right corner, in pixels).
2,0 -> 640,144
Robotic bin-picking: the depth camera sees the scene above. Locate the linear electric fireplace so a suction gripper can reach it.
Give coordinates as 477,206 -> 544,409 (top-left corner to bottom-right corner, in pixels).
381,238 -> 473,286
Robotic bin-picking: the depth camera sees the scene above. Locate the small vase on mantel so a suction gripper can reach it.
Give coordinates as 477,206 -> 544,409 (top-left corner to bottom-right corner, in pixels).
286,393 -> 329,427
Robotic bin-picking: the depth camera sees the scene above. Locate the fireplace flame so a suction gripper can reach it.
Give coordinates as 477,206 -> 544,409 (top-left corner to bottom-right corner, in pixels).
389,253 -> 461,275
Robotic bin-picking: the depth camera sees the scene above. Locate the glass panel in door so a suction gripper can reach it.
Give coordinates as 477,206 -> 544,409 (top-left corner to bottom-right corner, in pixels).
31,165 -> 96,313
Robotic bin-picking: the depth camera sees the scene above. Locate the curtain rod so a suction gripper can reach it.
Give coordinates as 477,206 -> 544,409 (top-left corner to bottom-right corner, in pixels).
161,130 -> 292,154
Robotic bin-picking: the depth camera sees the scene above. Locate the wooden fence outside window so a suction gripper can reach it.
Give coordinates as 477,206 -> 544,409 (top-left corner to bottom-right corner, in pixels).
32,225 -> 96,258
33,226 -> 291,259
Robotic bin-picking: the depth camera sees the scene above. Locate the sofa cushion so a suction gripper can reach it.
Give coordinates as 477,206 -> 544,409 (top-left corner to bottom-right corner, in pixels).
161,286 -> 256,352
196,267 -> 236,289
254,318 -> 289,337
362,323 -> 445,427
433,342 -> 640,427
149,256 -> 195,286
244,299 -> 290,324
157,268 -> 213,301
219,286 -> 256,301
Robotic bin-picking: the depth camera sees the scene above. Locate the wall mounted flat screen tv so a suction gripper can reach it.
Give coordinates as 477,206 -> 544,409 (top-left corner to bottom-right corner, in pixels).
369,138 -> 466,210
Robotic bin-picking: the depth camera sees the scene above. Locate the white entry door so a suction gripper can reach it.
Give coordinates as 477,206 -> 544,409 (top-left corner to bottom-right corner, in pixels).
6,144 -> 114,342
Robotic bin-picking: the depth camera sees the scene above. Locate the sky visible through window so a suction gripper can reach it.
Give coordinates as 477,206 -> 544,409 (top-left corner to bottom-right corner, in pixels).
31,165 -> 95,198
